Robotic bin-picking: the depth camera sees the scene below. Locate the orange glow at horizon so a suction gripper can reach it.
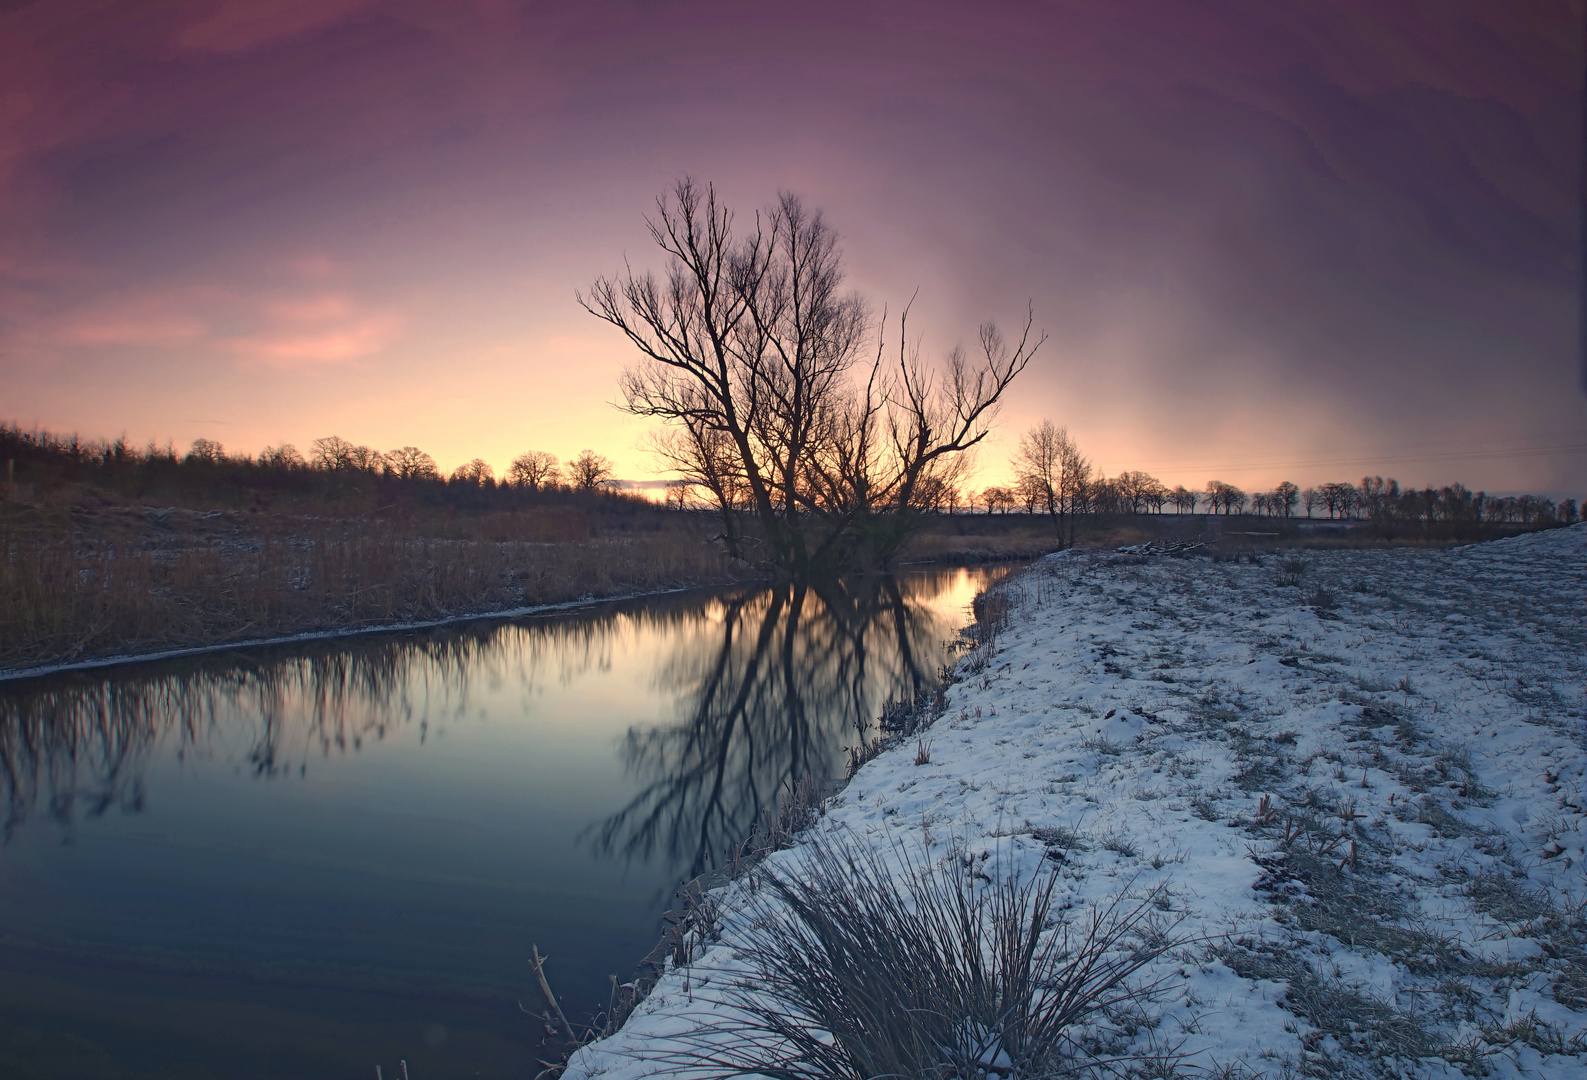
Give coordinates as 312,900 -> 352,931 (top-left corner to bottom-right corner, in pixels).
2,1 -> 1580,499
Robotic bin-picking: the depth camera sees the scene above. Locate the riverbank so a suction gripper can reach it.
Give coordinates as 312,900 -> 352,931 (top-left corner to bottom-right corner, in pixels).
0,583 -> 737,684
10,492 -> 1562,677
0,505 -> 1050,681
567,524 -> 1587,1080
1,503 -> 757,674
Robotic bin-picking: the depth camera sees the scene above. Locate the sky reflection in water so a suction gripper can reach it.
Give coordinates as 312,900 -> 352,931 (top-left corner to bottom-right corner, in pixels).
0,564 -> 1010,1079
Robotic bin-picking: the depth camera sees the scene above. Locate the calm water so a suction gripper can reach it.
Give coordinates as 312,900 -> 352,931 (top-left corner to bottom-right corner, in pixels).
0,565 -> 1011,1079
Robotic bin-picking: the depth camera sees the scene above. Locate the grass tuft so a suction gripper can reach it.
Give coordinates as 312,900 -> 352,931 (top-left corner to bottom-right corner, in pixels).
688,837 -> 1187,1080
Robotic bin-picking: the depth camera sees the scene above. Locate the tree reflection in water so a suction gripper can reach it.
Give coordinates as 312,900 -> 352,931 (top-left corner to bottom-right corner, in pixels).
0,602 -> 703,842
0,631 -> 493,842
590,572 -> 974,880
0,568 -> 995,865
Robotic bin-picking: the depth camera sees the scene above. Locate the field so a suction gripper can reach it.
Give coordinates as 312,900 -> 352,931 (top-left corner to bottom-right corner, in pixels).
0,500 -> 751,675
1,480 -> 1564,679
568,524 -> 1587,1079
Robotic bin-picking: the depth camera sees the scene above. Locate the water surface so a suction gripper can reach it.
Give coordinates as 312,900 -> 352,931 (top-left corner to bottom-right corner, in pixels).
0,566 -> 1011,1079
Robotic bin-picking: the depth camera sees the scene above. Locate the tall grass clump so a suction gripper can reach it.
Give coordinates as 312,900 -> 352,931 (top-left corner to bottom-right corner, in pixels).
697,838 -> 1185,1080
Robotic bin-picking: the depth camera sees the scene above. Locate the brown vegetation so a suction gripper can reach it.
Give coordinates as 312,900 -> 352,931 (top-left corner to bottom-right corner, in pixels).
0,422 -> 753,673
0,505 -> 747,673
894,517 -> 1068,564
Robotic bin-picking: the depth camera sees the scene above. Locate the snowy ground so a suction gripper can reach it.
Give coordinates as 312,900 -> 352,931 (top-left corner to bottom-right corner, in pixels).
567,525 -> 1587,1080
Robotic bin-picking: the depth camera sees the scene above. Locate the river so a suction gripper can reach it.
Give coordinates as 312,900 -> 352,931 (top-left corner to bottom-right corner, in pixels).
0,564 -> 1013,1079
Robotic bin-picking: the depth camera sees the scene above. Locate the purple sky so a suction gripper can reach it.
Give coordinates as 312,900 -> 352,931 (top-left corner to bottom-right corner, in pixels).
3,0 -> 1583,495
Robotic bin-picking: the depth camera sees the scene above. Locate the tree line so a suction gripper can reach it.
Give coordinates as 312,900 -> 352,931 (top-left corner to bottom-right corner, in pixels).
987,420 -> 1579,540
0,420 -> 637,509
283,436 -> 619,493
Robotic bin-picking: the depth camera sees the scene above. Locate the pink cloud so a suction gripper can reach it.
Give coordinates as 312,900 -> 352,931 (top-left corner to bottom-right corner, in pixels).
229,292 -> 402,367
43,288 -> 220,349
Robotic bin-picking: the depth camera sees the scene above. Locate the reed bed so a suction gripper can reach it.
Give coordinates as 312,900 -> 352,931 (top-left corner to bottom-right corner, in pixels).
1,519 -> 747,672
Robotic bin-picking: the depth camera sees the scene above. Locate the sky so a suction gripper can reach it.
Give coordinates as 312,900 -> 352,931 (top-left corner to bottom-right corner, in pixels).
2,0 -> 1584,497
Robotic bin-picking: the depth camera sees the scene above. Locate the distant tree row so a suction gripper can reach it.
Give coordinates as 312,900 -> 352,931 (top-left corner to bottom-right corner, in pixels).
9,418 -> 1577,537
284,436 -> 618,493
655,416 -> 1579,542
978,420 -> 1579,544
0,421 -> 634,508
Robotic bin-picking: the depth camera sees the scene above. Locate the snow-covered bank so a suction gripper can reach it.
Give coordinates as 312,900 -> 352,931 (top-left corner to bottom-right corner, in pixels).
569,525 -> 1586,1080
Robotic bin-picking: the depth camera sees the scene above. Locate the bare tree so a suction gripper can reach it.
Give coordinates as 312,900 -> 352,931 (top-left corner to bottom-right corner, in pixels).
260,444 -> 305,470
1274,481 -> 1299,518
1170,485 -> 1198,514
311,436 -> 358,471
1142,478 -> 1168,514
1117,471 -> 1165,515
311,436 -> 382,472
387,446 -> 440,480
450,458 -> 494,485
662,480 -> 694,511
982,486 -> 1014,514
1205,480 -> 1246,515
1010,420 -> 1065,533
1055,435 -> 1090,546
854,309 -> 1039,561
1318,482 -> 1357,520
186,438 -> 224,464
507,450 -> 560,489
1301,486 -> 1318,518
349,445 -> 386,473
1203,481 -> 1222,515
1014,473 -> 1044,513
1011,421 -> 1089,545
648,421 -> 751,555
568,449 -> 615,492
581,178 -> 1041,574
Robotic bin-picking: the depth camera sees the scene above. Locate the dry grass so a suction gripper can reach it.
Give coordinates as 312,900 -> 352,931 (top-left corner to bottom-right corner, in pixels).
898,527 -> 1064,564
1,515 -> 749,672
683,837 -> 1187,1080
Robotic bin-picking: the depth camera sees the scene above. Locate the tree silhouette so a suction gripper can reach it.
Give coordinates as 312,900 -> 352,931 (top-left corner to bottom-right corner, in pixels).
386,446 -> 440,480
982,486 -> 1014,514
310,436 -> 383,472
1275,481 -> 1300,517
508,450 -> 560,489
1204,480 -> 1246,515
186,438 -> 224,464
450,458 -> 495,486
260,444 -> 305,470
582,178 -> 1041,574
568,450 -> 615,492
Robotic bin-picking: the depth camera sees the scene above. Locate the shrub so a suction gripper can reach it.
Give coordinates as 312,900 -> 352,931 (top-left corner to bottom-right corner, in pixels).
1276,558 -> 1307,587
695,837 -> 1185,1080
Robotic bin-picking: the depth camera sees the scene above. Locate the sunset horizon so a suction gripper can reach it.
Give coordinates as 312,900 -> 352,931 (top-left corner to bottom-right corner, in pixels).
4,2 -> 1582,500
